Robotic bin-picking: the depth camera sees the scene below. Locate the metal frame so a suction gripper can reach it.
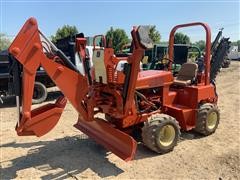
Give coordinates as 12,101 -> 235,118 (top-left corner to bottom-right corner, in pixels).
168,22 -> 211,85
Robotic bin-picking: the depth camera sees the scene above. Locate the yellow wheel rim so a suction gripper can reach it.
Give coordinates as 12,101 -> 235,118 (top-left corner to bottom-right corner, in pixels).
159,125 -> 175,147
207,111 -> 218,130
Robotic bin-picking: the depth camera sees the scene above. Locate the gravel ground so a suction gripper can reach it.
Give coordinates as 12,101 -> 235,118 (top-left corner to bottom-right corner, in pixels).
0,61 -> 239,179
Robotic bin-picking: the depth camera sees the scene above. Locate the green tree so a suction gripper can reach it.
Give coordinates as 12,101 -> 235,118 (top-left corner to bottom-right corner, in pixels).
194,40 -> 206,52
174,32 -> 191,44
51,25 -> 78,43
149,25 -> 161,43
106,27 -> 129,53
0,33 -> 11,51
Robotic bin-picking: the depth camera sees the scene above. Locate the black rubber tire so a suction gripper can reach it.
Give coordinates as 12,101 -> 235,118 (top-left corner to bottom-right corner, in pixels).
222,59 -> 230,68
142,114 -> 180,154
195,103 -> 220,136
32,82 -> 48,104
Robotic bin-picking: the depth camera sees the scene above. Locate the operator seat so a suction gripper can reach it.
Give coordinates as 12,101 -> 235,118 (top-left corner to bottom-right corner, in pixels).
173,62 -> 198,86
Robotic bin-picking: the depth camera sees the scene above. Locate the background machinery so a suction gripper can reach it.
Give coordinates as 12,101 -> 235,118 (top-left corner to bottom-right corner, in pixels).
210,29 -> 231,70
143,29 -> 231,75
145,44 -> 201,72
0,50 -> 55,104
8,18 -> 220,161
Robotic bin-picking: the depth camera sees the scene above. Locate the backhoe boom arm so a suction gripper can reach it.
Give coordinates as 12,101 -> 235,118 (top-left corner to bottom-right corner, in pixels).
9,18 -> 89,136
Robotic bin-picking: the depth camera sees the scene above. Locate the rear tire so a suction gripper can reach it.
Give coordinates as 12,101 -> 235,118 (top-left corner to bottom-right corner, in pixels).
195,103 -> 220,135
32,82 -> 47,104
142,114 -> 180,154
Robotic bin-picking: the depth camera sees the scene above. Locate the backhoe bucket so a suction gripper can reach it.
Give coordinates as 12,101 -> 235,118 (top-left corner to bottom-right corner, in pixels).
16,96 -> 67,137
74,117 -> 137,161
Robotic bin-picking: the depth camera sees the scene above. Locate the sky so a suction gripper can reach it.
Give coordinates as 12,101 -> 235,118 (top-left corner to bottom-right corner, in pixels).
0,0 -> 239,42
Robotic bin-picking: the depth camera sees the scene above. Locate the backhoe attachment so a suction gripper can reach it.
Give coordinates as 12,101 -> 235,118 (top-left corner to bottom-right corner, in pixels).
8,17 -> 90,136
8,17 -> 139,161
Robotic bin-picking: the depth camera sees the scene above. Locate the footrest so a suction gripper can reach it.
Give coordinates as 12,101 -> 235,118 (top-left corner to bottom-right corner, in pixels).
166,104 -> 196,131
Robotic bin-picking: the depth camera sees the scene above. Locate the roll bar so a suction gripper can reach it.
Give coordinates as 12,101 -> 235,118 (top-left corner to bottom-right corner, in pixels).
93,35 -> 106,50
168,22 -> 211,85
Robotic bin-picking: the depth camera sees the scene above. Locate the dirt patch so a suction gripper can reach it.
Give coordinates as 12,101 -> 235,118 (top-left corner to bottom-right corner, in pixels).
1,61 -> 240,179
216,150 -> 240,179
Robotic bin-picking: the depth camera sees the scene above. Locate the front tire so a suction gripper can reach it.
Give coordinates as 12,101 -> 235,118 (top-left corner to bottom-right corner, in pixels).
142,114 -> 180,154
195,103 -> 220,135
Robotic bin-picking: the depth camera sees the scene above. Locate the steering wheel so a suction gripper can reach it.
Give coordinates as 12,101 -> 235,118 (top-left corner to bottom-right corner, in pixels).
149,57 -> 169,70
161,57 -> 173,63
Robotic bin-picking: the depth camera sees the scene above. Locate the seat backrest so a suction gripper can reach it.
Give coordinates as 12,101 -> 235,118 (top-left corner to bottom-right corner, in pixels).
176,62 -> 198,81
